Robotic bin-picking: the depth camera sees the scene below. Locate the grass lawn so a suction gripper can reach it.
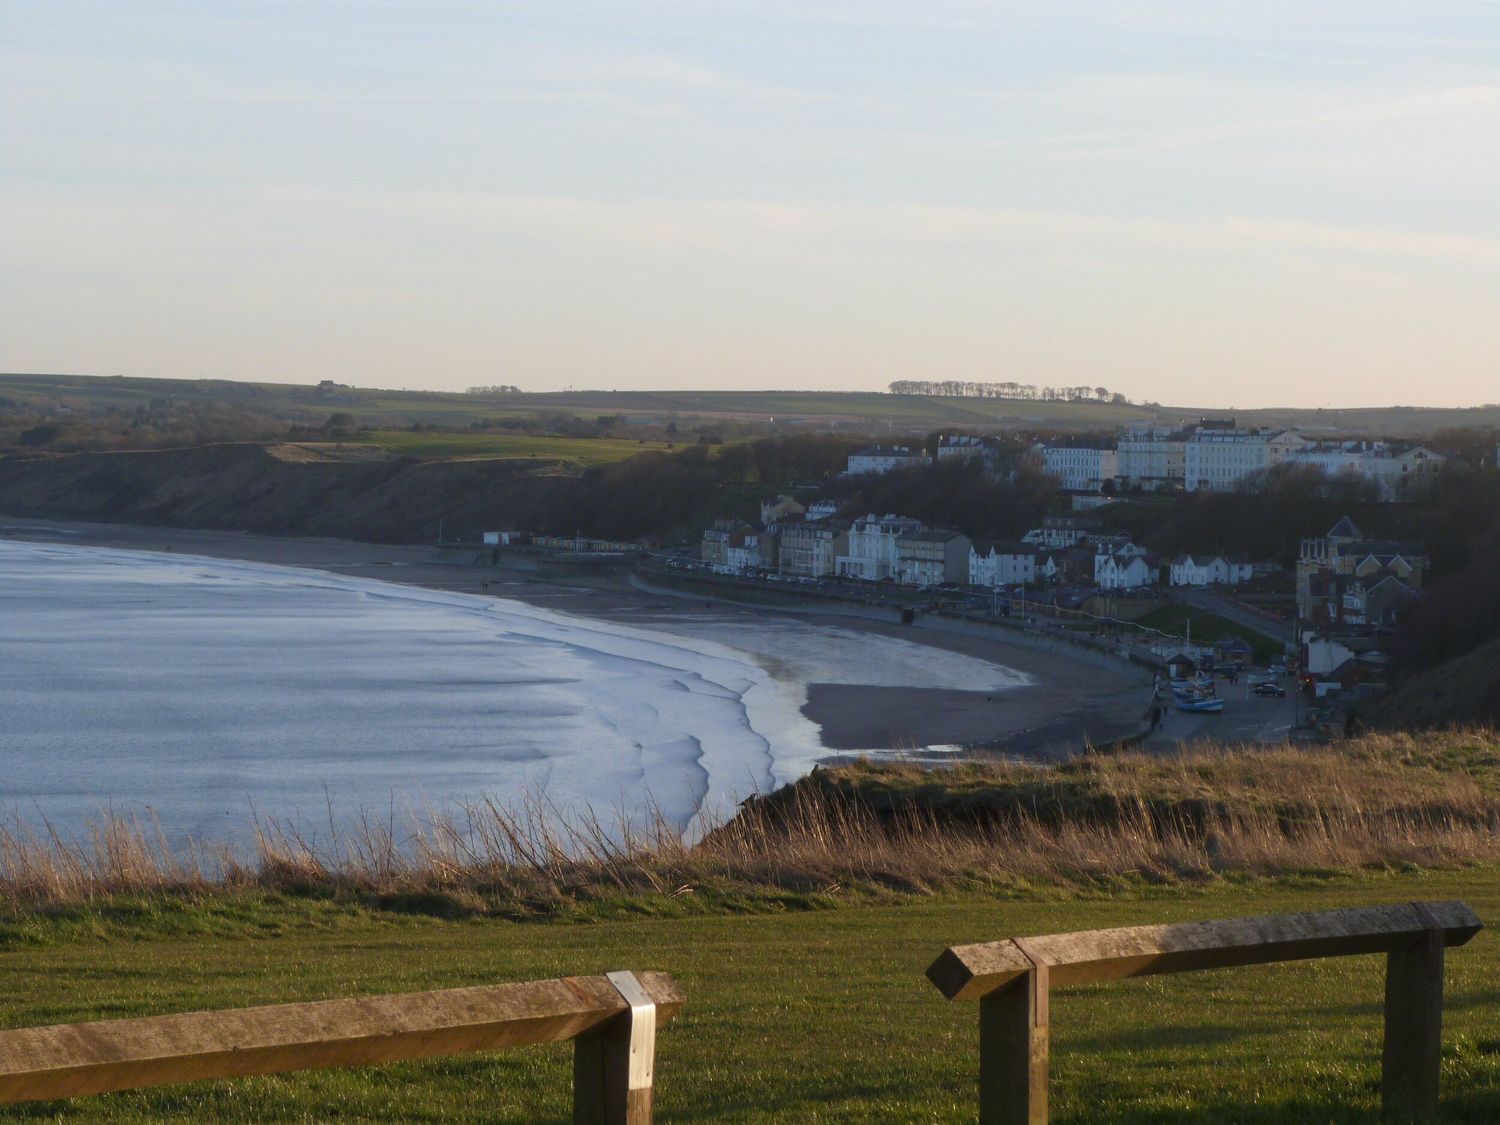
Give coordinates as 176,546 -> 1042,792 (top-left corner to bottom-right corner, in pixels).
1136,604 -> 1282,665
2,870 -> 1497,1121
361,430 -> 674,464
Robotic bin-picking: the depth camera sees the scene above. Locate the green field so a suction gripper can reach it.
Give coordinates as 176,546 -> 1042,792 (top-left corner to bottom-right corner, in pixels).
2,871 -> 1497,1121
1136,604 -> 1283,664
8,372 -> 1500,438
362,430 -> 673,464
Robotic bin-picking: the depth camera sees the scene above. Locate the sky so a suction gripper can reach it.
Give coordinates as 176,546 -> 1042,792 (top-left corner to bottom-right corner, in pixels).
2,2 -> 1497,408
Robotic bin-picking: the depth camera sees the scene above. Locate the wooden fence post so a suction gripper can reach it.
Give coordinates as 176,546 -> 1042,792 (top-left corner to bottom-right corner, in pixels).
979,947 -> 1049,1125
1381,908 -> 1445,1123
574,971 -> 657,1125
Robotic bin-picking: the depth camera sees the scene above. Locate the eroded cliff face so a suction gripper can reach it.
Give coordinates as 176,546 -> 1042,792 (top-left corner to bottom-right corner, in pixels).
0,443 -> 572,543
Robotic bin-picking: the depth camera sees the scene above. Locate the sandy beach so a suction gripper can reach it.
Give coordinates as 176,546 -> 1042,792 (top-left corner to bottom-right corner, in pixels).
1,518 -> 1147,761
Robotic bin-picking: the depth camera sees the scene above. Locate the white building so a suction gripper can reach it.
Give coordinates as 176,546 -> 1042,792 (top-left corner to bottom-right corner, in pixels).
835,514 -> 924,580
1022,514 -> 1102,549
1184,427 -> 1309,492
845,446 -> 931,476
725,529 -> 773,573
969,542 -> 1038,588
936,434 -> 992,461
1169,554 -> 1254,587
1285,442 -> 1444,500
700,521 -> 741,568
1037,445 -> 1119,492
1094,543 -> 1159,590
1116,425 -> 1187,491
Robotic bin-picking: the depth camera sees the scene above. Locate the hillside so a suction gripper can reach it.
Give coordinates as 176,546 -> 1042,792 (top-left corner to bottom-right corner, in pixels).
7,371 -> 1500,437
0,439 -> 774,544
0,443 -> 575,543
1370,638 -> 1500,730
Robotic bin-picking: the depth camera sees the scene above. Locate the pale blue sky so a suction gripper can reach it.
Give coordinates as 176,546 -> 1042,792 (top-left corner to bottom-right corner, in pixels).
3,2 -> 1497,406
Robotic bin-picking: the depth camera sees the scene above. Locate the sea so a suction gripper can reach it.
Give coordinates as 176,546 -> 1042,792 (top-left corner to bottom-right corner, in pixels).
0,539 -> 1026,845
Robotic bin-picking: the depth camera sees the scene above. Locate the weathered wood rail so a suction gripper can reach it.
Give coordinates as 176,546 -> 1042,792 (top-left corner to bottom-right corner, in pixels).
0,969 -> 683,1123
927,900 -> 1482,1124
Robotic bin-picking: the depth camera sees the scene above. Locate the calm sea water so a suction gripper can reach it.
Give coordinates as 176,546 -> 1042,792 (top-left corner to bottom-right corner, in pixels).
0,540 -> 1022,845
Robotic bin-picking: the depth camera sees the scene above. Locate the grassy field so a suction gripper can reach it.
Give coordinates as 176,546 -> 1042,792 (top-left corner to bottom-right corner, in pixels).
360,430 -> 673,463
8,373 -> 1500,437
1135,604 -> 1282,664
0,871 -> 1496,1121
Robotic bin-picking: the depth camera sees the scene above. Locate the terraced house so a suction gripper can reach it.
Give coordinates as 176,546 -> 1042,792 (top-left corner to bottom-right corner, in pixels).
778,519 -> 849,578
895,529 -> 972,587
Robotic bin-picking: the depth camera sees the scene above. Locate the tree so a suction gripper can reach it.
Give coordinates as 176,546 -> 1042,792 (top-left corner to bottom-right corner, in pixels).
18,424 -> 61,447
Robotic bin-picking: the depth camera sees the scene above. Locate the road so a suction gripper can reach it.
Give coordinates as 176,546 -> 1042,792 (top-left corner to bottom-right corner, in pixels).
1141,677 -> 1301,750
1172,587 -> 1294,648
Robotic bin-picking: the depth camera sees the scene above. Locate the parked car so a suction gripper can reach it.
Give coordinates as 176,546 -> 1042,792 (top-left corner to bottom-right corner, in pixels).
1253,682 -> 1287,698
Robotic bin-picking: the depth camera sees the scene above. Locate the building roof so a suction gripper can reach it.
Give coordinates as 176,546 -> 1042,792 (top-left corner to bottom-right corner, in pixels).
901,528 -> 969,544
1326,516 -> 1363,540
1336,541 -> 1427,561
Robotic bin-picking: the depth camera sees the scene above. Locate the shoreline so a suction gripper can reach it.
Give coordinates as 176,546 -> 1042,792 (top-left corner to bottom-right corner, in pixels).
0,518 -> 1146,761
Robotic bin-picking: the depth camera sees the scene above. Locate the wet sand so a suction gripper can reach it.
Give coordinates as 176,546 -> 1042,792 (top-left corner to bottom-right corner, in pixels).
1,519 -> 1146,761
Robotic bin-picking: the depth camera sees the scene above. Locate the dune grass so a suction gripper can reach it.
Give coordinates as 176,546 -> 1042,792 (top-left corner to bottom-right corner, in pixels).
1,730 -> 1497,919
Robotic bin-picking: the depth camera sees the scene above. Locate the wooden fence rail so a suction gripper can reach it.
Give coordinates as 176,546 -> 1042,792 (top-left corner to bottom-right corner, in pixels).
0,969 -> 683,1124
927,900 -> 1482,1124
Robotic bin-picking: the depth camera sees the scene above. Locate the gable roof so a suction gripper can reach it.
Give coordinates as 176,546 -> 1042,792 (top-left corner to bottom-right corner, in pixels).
1326,516 -> 1363,539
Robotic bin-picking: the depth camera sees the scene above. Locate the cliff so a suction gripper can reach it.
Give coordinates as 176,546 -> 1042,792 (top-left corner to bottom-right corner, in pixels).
0,443 -> 573,543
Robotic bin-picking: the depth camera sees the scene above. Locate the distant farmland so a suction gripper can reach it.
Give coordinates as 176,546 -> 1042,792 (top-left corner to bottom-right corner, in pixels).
4,372 -> 1498,438
361,430 -> 675,464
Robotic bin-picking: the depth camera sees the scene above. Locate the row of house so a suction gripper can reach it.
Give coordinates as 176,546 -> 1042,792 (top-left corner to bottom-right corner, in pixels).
845,434 -> 1012,477
479,531 -> 642,552
1295,516 -> 1429,630
705,497 -> 1278,596
1037,421 -> 1444,498
704,508 -> 1041,589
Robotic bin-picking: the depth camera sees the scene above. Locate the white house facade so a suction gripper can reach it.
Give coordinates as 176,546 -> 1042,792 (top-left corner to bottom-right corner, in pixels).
1116,425 -> 1187,491
1038,446 -> 1119,492
1285,443 -> 1445,500
1168,554 -> 1254,587
835,514 -> 923,579
1094,543 -> 1159,590
1184,428 -> 1309,492
969,542 -> 1038,588
936,435 -> 991,461
845,446 -> 931,476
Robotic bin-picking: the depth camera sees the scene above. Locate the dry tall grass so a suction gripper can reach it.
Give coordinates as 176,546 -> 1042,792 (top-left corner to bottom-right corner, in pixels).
2,730 -> 1497,913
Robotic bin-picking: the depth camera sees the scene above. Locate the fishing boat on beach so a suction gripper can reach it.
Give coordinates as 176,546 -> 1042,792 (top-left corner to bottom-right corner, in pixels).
1177,696 -> 1225,713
